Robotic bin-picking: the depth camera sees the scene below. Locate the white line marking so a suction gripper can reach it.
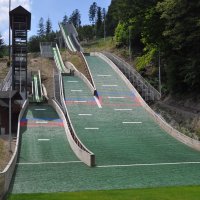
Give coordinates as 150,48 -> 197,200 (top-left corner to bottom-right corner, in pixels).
78,114 -> 92,116
102,85 -> 118,87
114,109 -> 133,111
74,101 -> 87,103
17,161 -> 82,165
97,161 -> 200,168
122,122 -> 142,124
108,97 -> 125,99
35,121 -> 48,124
71,90 -> 83,92
34,109 -> 46,111
97,75 -> 111,77
67,81 -> 78,83
38,139 -> 50,141
85,128 -> 99,130
94,96 -> 102,108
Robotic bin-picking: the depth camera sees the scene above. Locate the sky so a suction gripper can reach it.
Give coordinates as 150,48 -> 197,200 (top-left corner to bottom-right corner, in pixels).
0,0 -> 111,44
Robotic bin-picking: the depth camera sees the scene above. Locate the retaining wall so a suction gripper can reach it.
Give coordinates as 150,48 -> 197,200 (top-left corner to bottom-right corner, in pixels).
66,62 -> 95,95
0,100 -> 29,200
95,52 -> 200,151
49,99 -> 95,166
53,66 -> 95,166
77,52 -> 97,92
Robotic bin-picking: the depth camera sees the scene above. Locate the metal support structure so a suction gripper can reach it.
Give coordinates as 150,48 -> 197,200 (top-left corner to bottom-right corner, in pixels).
10,6 -> 31,99
9,0 -> 11,65
129,27 -> 132,62
9,95 -> 11,150
104,12 -> 106,42
158,50 -> 161,97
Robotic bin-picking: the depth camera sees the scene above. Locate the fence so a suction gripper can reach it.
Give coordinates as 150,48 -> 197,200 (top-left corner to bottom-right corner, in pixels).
103,52 -> 161,101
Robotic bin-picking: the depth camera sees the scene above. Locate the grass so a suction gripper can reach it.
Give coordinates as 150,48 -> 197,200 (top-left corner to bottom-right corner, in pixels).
7,186 -> 200,200
0,139 -> 4,157
82,37 -> 115,53
82,37 -> 139,70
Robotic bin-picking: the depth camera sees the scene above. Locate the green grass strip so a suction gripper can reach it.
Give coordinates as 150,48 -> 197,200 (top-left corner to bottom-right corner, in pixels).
7,186 -> 200,200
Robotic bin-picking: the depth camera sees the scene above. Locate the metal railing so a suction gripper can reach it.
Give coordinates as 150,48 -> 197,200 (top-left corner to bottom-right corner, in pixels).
103,52 -> 161,101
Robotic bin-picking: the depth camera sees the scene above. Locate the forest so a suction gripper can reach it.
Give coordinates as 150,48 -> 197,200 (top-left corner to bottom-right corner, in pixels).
105,0 -> 200,95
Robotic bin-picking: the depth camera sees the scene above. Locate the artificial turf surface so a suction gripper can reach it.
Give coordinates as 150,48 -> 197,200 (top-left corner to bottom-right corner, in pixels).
7,186 -> 200,200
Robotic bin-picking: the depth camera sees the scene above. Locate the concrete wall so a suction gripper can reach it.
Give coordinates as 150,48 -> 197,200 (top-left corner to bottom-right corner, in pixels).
54,67 -> 95,166
66,62 -> 96,95
95,52 -> 200,151
0,100 -> 29,200
49,99 -> 95,166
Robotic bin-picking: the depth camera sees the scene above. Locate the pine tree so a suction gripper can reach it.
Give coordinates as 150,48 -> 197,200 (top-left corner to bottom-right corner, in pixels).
89,2 -> 97,24
69,9 -> 81,28
102,8 -> 106,21
63,15 -> 68,24
37,17 -> 45,37
46,17 -> 52,35
96,7 -> 102,37
0,33 -> 5,58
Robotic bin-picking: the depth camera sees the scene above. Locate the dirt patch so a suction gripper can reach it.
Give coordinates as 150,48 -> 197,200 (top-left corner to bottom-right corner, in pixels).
28,54 -> 55,99
0,58 -> 9,83
0,136 -> 15,172
152,98 -> 200,140
61,51 -> 92,83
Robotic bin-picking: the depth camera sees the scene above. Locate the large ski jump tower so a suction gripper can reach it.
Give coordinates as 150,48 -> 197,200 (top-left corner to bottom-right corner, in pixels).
9,6 -> 31,98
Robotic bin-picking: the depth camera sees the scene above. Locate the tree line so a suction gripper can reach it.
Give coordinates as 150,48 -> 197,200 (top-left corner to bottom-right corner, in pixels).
104,0 -> 200,95
0,33 -> 7,58
28,2 -> 107,52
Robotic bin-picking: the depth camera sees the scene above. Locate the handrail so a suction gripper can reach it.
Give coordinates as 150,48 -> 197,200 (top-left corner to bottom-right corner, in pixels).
53,45 -> 70,74
38,70 -> 43,101
56,44 -> 65,71
102,52 -> 161,101
32,71 -> 43,103
53,48 -> 63,72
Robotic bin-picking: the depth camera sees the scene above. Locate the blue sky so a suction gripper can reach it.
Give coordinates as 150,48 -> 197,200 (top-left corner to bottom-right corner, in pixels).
0,0 -> 111,44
